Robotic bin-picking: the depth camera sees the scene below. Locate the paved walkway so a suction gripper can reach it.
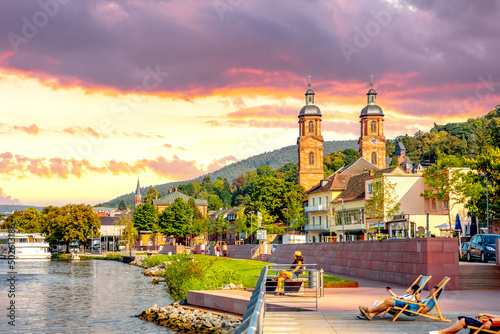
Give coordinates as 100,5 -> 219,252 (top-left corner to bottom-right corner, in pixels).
261,271 -> 500,334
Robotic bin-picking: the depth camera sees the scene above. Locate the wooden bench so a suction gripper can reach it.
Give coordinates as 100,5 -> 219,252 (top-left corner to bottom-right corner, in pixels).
257,275 -> 307,294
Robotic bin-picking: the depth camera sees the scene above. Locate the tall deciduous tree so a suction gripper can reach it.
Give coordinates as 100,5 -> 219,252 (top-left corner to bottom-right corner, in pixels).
118,199 -> 127,211
117,214 -> 137,254
144,187 -> 161,202
158,198 -> 193,240
365,178 -> 401,234
2,207 -> 44,233
43,204 -> 101,248
420,154 -> 469,229
465,147 -> 500,222
133,202 -> 159,231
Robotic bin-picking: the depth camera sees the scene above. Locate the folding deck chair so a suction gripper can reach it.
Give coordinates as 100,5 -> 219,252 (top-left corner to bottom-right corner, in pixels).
382,276 -> 451,322
382,274 -> 431,300
467,319 -> 500,334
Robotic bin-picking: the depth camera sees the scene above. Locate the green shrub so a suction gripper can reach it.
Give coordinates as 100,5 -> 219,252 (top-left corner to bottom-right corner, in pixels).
104,253 -> 123,261
162,257 -> 242,300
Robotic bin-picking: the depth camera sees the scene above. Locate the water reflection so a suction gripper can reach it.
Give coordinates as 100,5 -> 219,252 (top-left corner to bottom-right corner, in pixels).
0,259 -> 173,333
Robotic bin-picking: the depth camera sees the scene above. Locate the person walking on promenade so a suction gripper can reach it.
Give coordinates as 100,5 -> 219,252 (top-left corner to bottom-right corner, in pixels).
215,243 -> 221,257
429,313 -> 500,334
222,243 -> 227,257
200,243 -> 205,255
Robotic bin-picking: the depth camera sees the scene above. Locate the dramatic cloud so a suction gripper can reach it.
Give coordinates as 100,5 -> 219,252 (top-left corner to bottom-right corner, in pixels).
0,152 -> 208,180
0,0 -> 499,119
0,187 -> 22,205
207,155 -> 239,173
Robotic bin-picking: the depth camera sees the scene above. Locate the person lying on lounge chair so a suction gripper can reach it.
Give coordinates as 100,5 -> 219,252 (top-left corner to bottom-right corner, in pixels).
357,284 -> 420,319
429,313 -> 500,334
359,285 -> 441,321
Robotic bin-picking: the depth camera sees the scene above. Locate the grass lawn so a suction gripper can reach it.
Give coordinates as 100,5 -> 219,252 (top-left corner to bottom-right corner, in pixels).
144,254 -> 355,288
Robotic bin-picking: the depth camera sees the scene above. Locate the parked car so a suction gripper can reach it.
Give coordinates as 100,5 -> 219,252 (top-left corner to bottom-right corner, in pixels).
459,242 -> 469,256
466,234 -> 500,262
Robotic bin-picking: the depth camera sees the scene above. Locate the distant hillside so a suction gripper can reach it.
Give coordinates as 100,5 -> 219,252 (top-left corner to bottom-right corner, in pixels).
102,140 -> 358,208
0,205 -> 44,214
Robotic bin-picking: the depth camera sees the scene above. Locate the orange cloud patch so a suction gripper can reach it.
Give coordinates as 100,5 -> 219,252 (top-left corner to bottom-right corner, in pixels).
0,187 -> 22,205
0,152 -> 206,181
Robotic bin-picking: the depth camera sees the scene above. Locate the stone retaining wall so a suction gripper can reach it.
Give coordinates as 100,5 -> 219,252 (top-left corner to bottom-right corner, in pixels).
159,245 -> 186,255
267,238 -> 460,290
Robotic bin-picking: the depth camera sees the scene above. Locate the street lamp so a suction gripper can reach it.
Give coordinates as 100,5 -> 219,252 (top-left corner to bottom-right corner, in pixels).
480,174 -> 489,233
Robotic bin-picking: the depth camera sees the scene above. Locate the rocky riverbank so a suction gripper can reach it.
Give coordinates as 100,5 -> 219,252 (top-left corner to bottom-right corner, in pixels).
137,304 -> 241,334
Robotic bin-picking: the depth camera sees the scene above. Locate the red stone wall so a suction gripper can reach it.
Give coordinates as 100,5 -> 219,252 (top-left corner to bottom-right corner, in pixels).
267,238 -> 460,290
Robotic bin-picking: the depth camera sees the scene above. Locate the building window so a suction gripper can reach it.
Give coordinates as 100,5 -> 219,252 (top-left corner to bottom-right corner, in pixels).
308,121 -> 313,133
318,196 -> 322,205
325,195 -> 329,209
325,215 -> 329,228
309,152 -> 314,165
312,216 -> 315,225
371,152 -> 377,165
312,197 -> 315,206
371,121 -> 377,133
432,200 -> 436,211
318,215 -> 322,227
368,183 -> 373,193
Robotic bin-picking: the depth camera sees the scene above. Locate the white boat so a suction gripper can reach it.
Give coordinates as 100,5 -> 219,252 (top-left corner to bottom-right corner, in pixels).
0,232 -> 51,260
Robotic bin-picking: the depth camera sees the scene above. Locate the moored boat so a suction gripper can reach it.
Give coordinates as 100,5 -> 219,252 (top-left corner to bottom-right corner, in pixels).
0,231 -> 51,260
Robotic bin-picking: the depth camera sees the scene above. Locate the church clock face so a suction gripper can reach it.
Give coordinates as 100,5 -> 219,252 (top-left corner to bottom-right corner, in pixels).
370,138 -> 377,145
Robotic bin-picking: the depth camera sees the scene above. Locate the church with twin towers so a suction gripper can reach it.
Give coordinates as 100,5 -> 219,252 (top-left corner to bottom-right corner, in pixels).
297,79 -> 387,192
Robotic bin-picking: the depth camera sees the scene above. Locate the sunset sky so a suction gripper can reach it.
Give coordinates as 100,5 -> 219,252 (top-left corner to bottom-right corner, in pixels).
1,0 -> 499,207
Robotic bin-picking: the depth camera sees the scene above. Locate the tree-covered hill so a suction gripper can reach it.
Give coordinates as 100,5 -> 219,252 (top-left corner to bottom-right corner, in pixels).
101,140 -> 358,208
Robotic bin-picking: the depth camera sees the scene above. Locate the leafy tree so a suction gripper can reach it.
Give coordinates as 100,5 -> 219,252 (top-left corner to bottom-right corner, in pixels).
118,199 -> 127,211
342,148 -> 359,165
2,208 -> 44,233
187,198 -> 203,220
233,208 -> 248,237
248,176 -> 305,227
43,204 -> 101,248
465,147 -> 500,222
365,178 -> 401,234
256,165 -> 276,178
420,154 -> 469,229
158,198 -> 193,240
276,163 -> 298,184
208,193 -> 224,211
324,151 -> 345,176
133,202 -> 159,231
144,187 -> 161,202
390,156 -> 399,167
117,214 -> 137,254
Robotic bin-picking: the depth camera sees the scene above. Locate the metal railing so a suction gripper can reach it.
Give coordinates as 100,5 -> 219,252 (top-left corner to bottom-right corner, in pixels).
235,266 -> 268,334
264,264 -> 322,312
236,264 -> 324,334
304,204 -> 329,213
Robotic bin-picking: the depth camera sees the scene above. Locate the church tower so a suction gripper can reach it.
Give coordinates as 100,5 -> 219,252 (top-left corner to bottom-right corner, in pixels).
134,178 -> 142,208
297,83 -> 324,191
358,81 -> 386,169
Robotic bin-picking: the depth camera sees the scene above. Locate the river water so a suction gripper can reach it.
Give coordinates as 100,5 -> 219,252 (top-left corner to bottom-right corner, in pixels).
0,259 -> 174,333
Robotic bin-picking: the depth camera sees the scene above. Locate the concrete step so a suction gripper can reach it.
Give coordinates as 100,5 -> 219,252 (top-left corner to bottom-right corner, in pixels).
459,264 -> 500,289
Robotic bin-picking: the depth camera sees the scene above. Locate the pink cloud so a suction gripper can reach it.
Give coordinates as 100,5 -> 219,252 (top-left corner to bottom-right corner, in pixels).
0,187 -> 21,205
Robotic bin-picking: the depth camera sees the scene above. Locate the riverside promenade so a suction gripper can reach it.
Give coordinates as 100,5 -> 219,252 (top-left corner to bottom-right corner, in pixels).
188,271 -> 500,334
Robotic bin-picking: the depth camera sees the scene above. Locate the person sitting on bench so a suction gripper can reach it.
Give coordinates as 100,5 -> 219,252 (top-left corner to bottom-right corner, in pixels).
429,313 -> 500,334
274,251 -> 304,295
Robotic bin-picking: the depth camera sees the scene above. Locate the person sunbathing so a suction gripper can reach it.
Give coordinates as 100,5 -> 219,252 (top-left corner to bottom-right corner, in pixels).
357,284 -> 420,319
359,285 -> 440,321
429,313 -> 500,334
